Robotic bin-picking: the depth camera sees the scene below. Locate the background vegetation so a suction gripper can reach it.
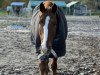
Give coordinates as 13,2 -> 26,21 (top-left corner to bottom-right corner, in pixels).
0,0 -> 100,13
0,0 -> 29,8
57,0 -> 100,11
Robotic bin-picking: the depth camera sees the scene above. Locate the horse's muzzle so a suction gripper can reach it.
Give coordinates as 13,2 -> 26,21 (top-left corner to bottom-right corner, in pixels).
38,46 -> 50,61
38,46 -> 58,61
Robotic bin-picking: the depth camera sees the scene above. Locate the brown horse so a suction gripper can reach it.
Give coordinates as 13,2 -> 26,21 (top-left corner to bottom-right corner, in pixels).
38,1 -> 57,75
31,1 -> 67,75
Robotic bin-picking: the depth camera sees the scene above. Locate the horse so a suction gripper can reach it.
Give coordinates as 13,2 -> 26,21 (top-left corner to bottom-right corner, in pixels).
6,6 -> 13,15
31,1 -> 67,75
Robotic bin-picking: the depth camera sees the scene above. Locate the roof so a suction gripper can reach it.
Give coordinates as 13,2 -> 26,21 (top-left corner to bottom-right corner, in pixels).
29,1 -> 67,7
67,1 -> 79,7
11,2 -> 25,6
53,1 -> 67,7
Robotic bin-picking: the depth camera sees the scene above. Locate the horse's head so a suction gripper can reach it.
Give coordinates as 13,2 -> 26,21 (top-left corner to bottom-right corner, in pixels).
39,1 -> 57,53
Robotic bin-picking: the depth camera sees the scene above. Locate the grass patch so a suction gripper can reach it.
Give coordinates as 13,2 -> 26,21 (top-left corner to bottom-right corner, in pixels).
91,12 -> 100,15
0,10 -> 7,16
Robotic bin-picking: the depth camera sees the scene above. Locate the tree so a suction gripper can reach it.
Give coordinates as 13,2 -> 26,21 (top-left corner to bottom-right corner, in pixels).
0,0 -> 29,8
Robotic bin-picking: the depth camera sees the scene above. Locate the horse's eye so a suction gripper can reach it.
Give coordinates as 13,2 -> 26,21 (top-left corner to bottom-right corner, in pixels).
39,19 -> 45,25
39,19 -> 44,24
53,24 -> 56,26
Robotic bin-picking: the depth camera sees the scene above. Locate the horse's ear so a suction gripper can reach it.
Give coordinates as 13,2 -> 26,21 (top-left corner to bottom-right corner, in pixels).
52,4 -> 57,13
40,2 -> 46,13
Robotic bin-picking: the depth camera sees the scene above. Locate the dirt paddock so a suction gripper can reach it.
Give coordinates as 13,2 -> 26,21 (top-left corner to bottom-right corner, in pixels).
0,16 -> 100,75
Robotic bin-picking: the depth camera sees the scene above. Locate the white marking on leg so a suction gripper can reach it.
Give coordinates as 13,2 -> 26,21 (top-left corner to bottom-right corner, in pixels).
41,16 -> 50,51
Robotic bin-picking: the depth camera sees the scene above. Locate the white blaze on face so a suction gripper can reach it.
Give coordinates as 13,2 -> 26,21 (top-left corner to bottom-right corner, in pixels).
41,16 -> 50,51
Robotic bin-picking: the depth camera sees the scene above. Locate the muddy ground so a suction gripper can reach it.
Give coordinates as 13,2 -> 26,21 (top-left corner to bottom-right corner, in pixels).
0,16 -> 100,75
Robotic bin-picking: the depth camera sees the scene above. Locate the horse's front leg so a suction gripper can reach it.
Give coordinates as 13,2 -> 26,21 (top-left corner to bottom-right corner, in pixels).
51,58 -> 57,75
45,60 -> 49,75
39,60 -> 49,75
39,61 -> 46,75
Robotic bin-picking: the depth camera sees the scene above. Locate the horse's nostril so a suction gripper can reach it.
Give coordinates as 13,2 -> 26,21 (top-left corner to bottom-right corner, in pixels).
47,46 -> 52,50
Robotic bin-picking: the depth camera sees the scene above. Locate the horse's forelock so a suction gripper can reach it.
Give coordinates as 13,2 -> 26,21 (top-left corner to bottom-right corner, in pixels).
44,1 -> 53,8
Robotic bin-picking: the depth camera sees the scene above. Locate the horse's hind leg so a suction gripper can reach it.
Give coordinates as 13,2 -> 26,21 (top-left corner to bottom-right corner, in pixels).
51,58 -> 57,75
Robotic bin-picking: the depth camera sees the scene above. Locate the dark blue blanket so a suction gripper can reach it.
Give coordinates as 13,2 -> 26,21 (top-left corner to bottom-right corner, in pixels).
31,4 -> 68,58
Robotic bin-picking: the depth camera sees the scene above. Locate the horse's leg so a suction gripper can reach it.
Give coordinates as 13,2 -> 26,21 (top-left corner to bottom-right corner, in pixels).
45,60 -> 49,75
51,58 -> 57,75
7,11 -> 9,15
39,60 -> 49,75
39,61 -> 46,75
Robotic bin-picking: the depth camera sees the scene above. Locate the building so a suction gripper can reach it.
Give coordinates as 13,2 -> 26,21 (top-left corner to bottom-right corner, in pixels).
10,2 -> 25,16
27,0 -> 67,14
66,1 -> 80,15
66,1 -> 89,16
11,2 -> 25,8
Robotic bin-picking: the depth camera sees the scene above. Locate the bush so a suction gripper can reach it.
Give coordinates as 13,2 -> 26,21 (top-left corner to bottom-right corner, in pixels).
91,11 -> 100,15
0,10 -> 7,16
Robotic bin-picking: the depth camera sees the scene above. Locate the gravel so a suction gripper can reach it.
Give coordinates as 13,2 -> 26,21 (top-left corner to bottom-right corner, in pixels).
0,16 -> 100,75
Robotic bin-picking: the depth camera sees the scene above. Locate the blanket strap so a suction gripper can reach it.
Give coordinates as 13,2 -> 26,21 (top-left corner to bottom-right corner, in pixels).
38,49 -> 58,61
51,49 -> 58,58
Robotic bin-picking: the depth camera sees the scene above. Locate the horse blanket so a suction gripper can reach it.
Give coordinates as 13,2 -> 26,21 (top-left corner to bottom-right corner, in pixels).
31,4 -> 68,58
